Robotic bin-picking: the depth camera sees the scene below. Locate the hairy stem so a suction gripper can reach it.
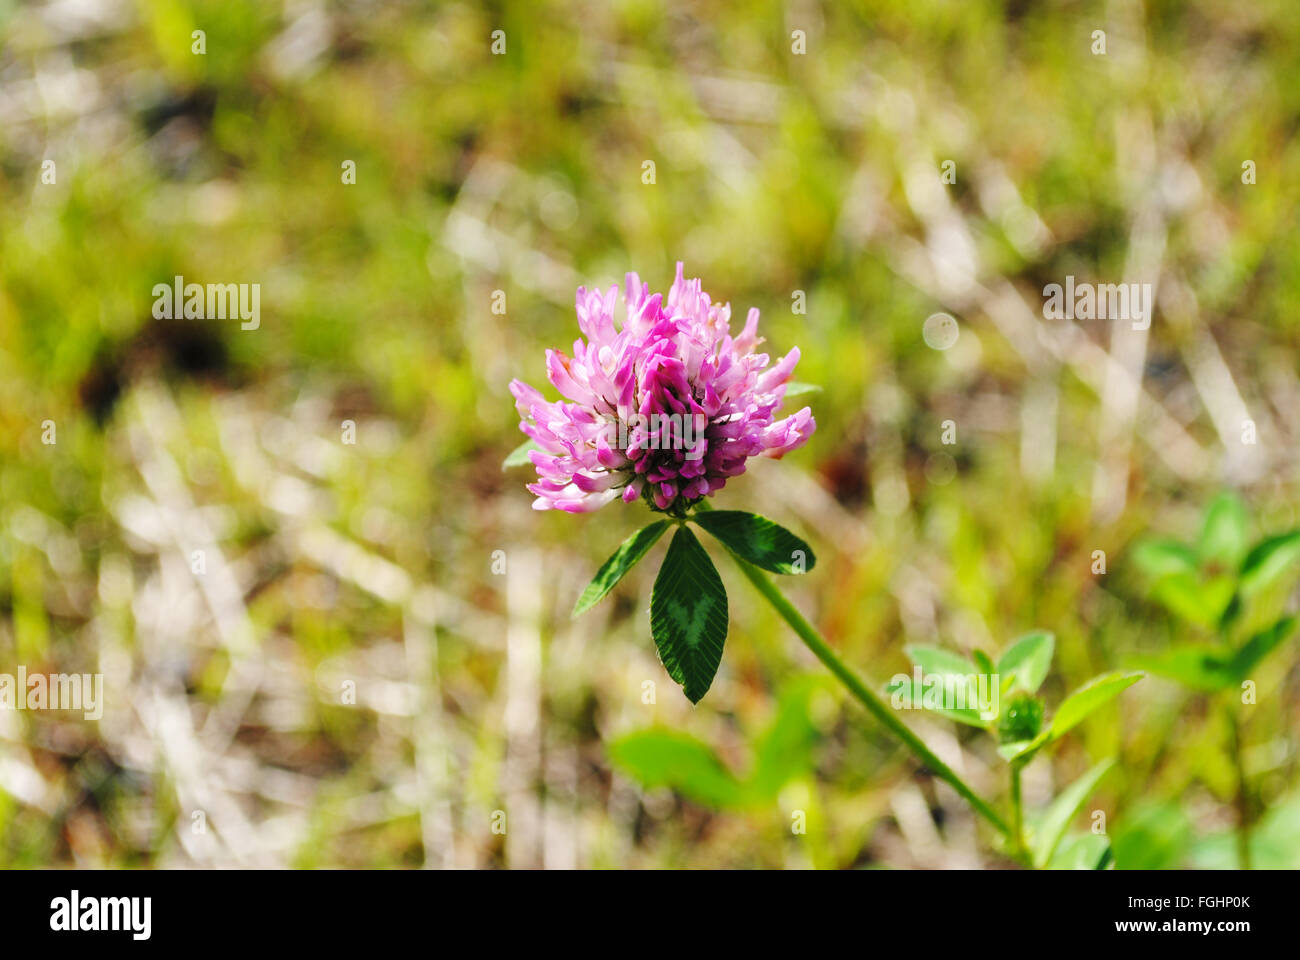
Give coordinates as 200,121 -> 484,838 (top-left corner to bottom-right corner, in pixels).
721,546 -> 1010,838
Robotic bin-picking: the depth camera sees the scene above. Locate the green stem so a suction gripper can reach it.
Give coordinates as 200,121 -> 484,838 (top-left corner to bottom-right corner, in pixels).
1216,620 -> 1252,871
722,548 -> 1010,838
1225,699 -> 1252,870
1010,763 -> 1026,859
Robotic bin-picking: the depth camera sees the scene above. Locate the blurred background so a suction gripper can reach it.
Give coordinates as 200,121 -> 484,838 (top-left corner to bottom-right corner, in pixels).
2,0 -> 1299,868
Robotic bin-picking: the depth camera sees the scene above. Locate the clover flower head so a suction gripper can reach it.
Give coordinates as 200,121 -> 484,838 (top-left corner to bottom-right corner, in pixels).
510,263 -> 815,513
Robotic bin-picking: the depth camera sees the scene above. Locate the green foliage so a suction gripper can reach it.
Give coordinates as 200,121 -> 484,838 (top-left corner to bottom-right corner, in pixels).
827,629 -> 1134,867
1147,574 -> 1235,629
998,671 -> 1143,762
1131,494 -> 1300,690
997,631 -> 1055,694
890,635 -> 1141,761
1111,802 -> 1194,870
501,438 -> 541,470
1047,672 -> 1144,742
902,644 -> 980,679
1240,531 -> 1300,597
1133,617 -> 1298,691
887,675 -> 990,728
745,677 -> 826,802
1188,791 -> 1300,869
692,509 -> 815,575
1198,492 -> 1251,571
650,526 -> 728,703
610,678 -> 825,809
1117,790 -> 1300,871
781,382 -> 821,400
607,730 -> 750,808
572,520 -> 669,616
594,508 -> 817,702
1030,758 -> 1114,869
887,643 -> 991,726
1128,645 -> 1237,692
1130,539 -> 1200,580
1046,832 -> 1113,870
1230,616 -> 1299,681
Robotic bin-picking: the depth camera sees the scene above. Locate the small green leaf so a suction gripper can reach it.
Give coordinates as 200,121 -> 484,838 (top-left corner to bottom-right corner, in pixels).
1130,539 -> 1199,580
572,521 -> 670,617
1031,758 -> 1114,868
1218,592 -> 1244,632
973,650 -> 999,721
886,676 -> 989,728
1047,832 -> 1113,870
1239,531 -> 1300,596
1188,790 -> 1300,869
1199,492 -> 1249,569
608,729 -> 748,807
692,510 -> 815,574
998,730 -> 1049,762
1227,616 -> 1297,683
1129,646 -> 1234,692
1149,573 -> 1235,628
1111,801 -> 1193,870
502,438 -> 541,470
1049,672 -> 1143,741
782,381 -> 821,399
650,526 -> 729,703
904,644 -> 973,677
1135,624 -> 1296,694
997,631 -> 1055,693
749,677 -> 824,800
897,645 -> 995,725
